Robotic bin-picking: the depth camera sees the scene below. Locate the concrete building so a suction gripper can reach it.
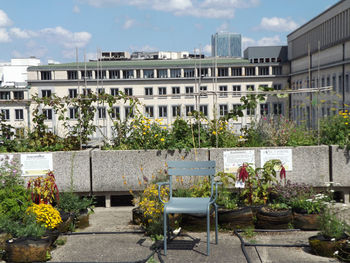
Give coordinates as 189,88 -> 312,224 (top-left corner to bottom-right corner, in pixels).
0,58 -> 40,136
26,55 -> 289,140
211,32 -> 242,58
288,0 -> 350,127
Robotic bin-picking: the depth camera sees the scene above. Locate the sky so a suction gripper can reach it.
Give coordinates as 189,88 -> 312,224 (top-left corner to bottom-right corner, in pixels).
0,0 -> 339,64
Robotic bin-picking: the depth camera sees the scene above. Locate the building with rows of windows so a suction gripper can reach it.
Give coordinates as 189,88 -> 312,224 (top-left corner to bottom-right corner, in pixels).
25,50 -> 289,139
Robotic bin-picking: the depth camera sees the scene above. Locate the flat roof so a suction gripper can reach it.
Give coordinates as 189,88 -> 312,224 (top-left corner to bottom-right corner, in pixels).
28,57 -> 250,71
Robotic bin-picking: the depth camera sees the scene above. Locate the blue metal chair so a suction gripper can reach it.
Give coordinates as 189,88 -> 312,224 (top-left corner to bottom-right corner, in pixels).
157,160 -> 220,256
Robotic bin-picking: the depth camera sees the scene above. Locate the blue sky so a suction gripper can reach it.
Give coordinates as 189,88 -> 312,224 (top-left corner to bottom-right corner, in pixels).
0,0 -> 338,64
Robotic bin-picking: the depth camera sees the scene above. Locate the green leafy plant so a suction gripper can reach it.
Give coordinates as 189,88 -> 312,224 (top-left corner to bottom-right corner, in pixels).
0,156 -> 23,189
57,192 -> 95,215
27,171 -> 59,205
319,209 -> 350,240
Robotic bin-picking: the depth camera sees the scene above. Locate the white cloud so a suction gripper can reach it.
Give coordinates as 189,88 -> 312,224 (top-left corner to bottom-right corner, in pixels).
242,35 -> 283,51
0,10 -> 12,27
203,44 -> 211,55
216,22 -> 229,32
0,28 -> 11,42
258,17 -> 298,32
80,0 -> 260,19
73,5 -> 81,13
40,26 -> 91,49
86,52 -> 98,61
10,28 -> 37,39
123,18 -> 136,29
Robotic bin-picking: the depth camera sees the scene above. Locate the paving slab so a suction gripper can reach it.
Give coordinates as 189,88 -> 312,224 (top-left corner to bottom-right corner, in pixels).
49,207 -> 341,263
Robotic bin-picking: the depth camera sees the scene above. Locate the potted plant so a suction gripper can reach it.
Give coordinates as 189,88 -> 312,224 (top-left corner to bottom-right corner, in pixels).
255,202 -> 292,229
309,208 -> 350,258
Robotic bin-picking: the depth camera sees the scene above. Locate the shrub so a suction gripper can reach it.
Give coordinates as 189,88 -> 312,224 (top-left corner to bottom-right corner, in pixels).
27,171 -> 59,204
320,112 -> 350,149
57,192 -> 95,215
0,156 -> 23,189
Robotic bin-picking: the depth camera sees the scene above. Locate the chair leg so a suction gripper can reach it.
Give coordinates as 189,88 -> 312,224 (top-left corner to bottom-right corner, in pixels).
207,209 -> 210,256
215,204 -> 218,245
164,212 -> 167,255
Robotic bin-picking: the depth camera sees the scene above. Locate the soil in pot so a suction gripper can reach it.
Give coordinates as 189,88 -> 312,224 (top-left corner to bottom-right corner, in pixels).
293,212 -> 320,230
5,237 -> 51,263
57,211 -> 74,233
309,235 -> 346,258
218,207 -> 254,229
255,207 -> 292,229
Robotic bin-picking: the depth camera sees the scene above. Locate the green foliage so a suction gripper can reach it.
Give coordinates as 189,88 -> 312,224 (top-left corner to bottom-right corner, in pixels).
57,192 -> 95,215
0,156 -> 23,189
320,112 -> 350,149
268,202 -> 290,211
319,209 -> 350,239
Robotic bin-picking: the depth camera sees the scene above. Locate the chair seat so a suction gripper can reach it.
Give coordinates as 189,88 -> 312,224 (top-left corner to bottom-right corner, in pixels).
164,197 -> 211,214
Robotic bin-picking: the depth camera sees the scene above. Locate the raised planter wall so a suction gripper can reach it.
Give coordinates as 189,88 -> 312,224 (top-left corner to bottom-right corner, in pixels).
331,145 -> 350,203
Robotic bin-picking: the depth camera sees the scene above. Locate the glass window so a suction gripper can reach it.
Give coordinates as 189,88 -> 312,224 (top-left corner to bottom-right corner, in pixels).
184,69 -> 195,78
273,103 -> 283,115
41,71 -> 52,80
143,69 -> 154,78
170,69 -> 181,78
69,107 -> 79,119
125,107 -> 134,118
145,87 -> 153,96
172,86 -> 180,98
110,88 -> 119,96
41,90 -> 52,98
69,89 -> 77,98
109,70 -> 120,79
232,85 -> 241,96
95,70 -> 107,79
185,86 -> 194,97
13,91 -> 24,100
199,105 -> 208,116
1,109 -> 10,120
219,105 -> 228,116
0,92 -> 10,100
15,109 -> 24,120
200,86 -> 207,98
81,70 -> 93,79
111,107 -> 120,119
67,71 -> 78,80
158,87 -> 167,97
43,109 -> 53,120
158,106 -> 167,117
219,85 -> 228,97
145,106 -> 154,117
185,105 -> 194,116
172,105 -> 181,117
124,88 -> 133,96
157,69 -> 168,78
247,85 -> 255,91
260,104 -> 268,115
98,107 -> 106,119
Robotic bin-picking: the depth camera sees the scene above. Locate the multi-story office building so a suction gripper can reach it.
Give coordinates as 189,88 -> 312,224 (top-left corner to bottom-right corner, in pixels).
26,52 -> 289,140
211,32 -> 242,58
0,58 -> 40,136
288,0 -> 350,127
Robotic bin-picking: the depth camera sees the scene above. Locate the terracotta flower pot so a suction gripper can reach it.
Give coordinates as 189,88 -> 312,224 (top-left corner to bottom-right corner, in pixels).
218,207 -> 254,229
5,237 -> 51,263
256,207 -> 292,229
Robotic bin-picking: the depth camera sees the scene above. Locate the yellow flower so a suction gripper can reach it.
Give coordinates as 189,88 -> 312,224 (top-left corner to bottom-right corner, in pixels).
160,138 -> 165,142
346,122 -> 348,125
143,132 -> 146,135
212,131 -> 216,135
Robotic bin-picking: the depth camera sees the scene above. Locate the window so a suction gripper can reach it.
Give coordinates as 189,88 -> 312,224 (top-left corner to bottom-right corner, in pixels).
199,105 -> 208,116
41,71 -> 52,80
219,105 -> 228,117
247,85 -> 255,91
143,69 -> 154,78
0,91 -> 10,100
184,69 -> 194,78
272,66 -> 282,75
15,128 -> 25,138
98,107 -> 106,119
14,109 -> 23,120
170,69 -> 181,78
219,85 -> 228,97
43,109 -> 53,120
158,106 -> 167,117
67,71 -> 78,80
1,109 -> 10,120
231,67 -> 242,76
172,86 -> 180,98
185,86 -> 194,97
97,88 -> 105,95
95,70 -> 106,79
273,84 -> 282,90
13,91 -> 24,100
260,104 -> 268,115
321,77 -> 325,87
124,88 -> 133,96
145,87 -> 153,96
157,69 -> 168,78
110,88 -> 119,96
339,75 -> 342,93
198,68 -> 209,77
69,107 -> 79,119
218,67 -> 228,77
82,88 -> 92,96
123,70 -> 134,79
69,89 -> 77,98
172,106 -> 181,117
232,104 -> 241,113
81,70 -> 93,79
109,70 -> 120,79
125,107 -> 134,118
273,103 -> 283,115
246,106 -> 255,116
185,105 -> 194,116
41,90 -> 52,98
145,106 -> 154,118
333,75 -> 337,90
111,107 -> 120,119
245,67 -> 255,76
197,87 -> 206,100
158,87 -> 167,98
259,67 -> 269,75
232,85 -> 241,96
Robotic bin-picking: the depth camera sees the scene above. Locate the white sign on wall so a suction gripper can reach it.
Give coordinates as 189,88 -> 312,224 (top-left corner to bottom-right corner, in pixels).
223,150 -> 255,173
260,149 -> 293,171
21,153 -> 53,176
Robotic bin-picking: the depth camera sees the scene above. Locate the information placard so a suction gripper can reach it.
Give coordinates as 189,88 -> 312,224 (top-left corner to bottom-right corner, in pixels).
21,153 -> 53,176
223,150 -> 255,173
260,149 -> 293,171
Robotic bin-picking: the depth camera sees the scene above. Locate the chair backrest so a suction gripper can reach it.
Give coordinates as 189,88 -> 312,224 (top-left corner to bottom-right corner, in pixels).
167,161 -> 216,198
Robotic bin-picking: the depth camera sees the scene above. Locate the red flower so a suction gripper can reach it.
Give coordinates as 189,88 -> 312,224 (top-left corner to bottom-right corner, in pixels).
280,165 -> 286,179
238,164 -> 249,182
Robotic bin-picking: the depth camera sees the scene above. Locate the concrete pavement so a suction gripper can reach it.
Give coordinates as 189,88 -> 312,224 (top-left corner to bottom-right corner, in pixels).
49,207 -> 340,263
